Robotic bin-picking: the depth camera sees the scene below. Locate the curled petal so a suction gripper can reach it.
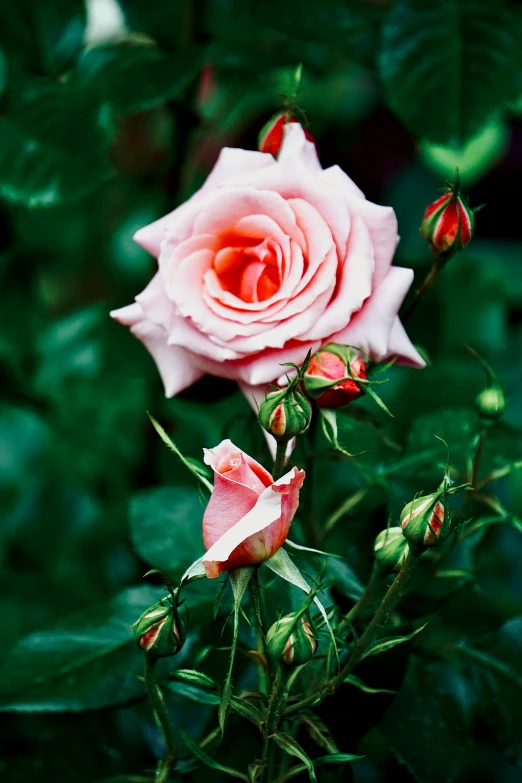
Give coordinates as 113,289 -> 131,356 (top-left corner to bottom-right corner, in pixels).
202,467 -> 305,578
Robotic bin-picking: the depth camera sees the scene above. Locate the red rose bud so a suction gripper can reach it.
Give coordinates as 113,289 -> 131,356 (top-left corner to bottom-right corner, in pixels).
399,491 -> 450,548
420,184 -> 475,254
266,612 -> 318,666
259,385 -> 312,442
134,597 -> 186,659
303,344 -> 367,408
374,527 -> 409,574
258,112 -> 315,157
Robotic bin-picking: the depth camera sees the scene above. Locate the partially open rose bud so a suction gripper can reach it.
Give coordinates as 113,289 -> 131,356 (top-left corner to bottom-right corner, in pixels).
374,527 -> 409,573
399,490 -> 450,548
258,112 -> 315,156
134,597 -> 186,659
266,612 -> 317,666
303,344 -> 367,408
259,386 -> 312,442
420,180 -> 475,255
476,384 -> 506,422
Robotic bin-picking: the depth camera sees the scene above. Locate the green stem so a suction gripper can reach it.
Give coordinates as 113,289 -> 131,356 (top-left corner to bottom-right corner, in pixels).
402,250 -> 444,324
284,553 -> 418,716
331,551 -> 418,690
250,570 -> 270,694
144,658 -> 179,783
272,440 -> 288,480
257,667 -> 287,781
471,427 -> 487,494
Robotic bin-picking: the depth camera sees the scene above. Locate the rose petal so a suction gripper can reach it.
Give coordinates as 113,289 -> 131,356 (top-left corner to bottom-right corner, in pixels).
202,467 -> 304,578
321,165 -> 398,287
385,317 -> 426,368
110,304 -> 203,396
134,148 -> 275,257
331,266 -> 414,362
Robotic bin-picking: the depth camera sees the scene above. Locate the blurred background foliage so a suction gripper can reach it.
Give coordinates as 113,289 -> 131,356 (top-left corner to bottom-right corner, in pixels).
1,0 -> 522,781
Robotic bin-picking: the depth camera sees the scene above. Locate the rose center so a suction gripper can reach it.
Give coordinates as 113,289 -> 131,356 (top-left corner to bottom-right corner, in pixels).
213,236 -> 282,303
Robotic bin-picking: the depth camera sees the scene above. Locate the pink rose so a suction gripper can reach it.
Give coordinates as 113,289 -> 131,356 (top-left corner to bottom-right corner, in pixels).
111,123 -> 424,402
201,439 -> 304,578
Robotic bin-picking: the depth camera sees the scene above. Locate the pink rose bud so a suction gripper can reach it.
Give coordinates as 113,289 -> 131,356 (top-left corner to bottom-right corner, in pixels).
399,491 -> 449,548
133,597 -> 186,659
303,344 -> 367,408
420,181 -> 475,254
258,112 -> 315,156
201,439 -> 304,578
258,385 -> 312,442
266,612 -> 318,666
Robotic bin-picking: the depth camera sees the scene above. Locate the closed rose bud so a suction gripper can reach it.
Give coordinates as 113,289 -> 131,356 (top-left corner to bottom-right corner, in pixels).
134,597 -> 186,659
258,112 -> 315,156
259,386 -> 312,442
399,492 -> 450,548
374,527 -> 409,573
476,385 -> 506,422
420,184 -> 475,254
266,612 -> 317,666
303,344 -> 367,408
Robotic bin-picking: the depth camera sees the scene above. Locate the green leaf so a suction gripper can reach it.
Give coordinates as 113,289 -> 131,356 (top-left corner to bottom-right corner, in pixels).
326,558 -> 365,602
297,714 -> 339,754
273,732 -> 317,783
344,674 -> 397,695
219,567 -> 254,732
166,681 -> 221,706
379,0 -> 521,144
320,409 -> 358,458
229,695 -> 265,726
74,43 -> 202,116
0,0 -> 86,75
314,753 -> 365,766
381,658 -> 475,783
0,86 -> 113,208
147,413 -> 213,493
0,586 -> 161,712
173,669 -> 218,690
179,727 -> 249,780
361,623 -> 428,660
130,485 -> 205,578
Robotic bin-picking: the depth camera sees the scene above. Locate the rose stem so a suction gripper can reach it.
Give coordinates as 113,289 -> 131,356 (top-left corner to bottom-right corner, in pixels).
144,658 -> 179,783
272,440 -> 287,480
284,552 -> 418,716
401,249 -> 443,323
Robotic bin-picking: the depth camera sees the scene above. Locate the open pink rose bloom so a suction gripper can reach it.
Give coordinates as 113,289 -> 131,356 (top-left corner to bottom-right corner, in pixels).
111,123 -> 424,403
201,439 -> 305,577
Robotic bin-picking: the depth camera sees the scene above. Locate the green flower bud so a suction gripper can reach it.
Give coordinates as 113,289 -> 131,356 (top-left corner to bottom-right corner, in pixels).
266,612 -> 317,666
399,491 -> 450,549
134,597 -> 186,659
259,386 -> 312,442
374,527 -> 409,573
476,385 -> 506,422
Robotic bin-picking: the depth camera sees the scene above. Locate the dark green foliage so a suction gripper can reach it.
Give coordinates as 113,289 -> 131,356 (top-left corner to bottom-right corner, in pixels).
1,1 -> 522,782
